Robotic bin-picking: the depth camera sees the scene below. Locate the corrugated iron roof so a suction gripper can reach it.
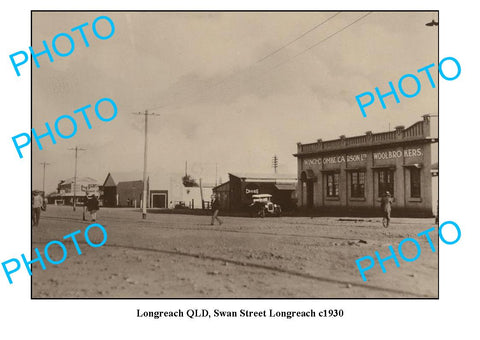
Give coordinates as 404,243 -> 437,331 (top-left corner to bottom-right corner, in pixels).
229,172 -> 296,180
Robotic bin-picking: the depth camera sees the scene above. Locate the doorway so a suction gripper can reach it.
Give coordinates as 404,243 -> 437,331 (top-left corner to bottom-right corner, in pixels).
152,193 -> 167,208
306,180 -> 314,208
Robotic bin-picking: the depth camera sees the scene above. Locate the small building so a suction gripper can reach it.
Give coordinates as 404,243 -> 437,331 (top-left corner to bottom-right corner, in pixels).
213,173 -> 297,211
117,180 -> 147,207
49,177 -> 100,205
102,173 -> 117,207
159,173 -> 215,209
101,171 -> 214,209
294,115 -> 437,217
182,184 -> 214,209
102,173 -> 149,208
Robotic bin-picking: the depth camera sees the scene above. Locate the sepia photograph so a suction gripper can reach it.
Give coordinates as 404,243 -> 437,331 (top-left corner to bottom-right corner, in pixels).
30,11 -> 439,298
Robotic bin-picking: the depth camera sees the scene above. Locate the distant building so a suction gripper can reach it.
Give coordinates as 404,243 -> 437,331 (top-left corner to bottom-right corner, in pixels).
102,172 -> 117,207
213,173 -> 297,211
102,172 -> 172,208
294,115 -> 438,217
182,184 -> 215,209
157,173 -> 214,209
49,177 -> 100,205
102,173 -> 149,207
100,171 -> 215,209
117,180 -> 146,207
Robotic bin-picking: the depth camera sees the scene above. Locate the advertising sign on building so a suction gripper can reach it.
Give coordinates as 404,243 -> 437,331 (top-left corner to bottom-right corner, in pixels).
245,183 -> 260,196
81,184 -> 100,195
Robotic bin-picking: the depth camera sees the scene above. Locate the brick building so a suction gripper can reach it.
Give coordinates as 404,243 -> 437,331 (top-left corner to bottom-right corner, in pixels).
294,115 -> 437,217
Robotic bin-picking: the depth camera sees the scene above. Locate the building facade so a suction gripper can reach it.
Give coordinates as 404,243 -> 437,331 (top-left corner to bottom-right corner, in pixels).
294,115 -> 437,217
102,173 -> 150,208
117,180 -> 147,207
49,177 -> 100,205
213,173 -> 297,211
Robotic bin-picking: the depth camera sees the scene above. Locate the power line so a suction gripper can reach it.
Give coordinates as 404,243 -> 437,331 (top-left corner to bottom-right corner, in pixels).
186,12 -> 373,110
256,12 -> 341,64
270,12 -> 373,71
219,12 -> 373,99
148,13 -> 342,112
149,12 -> 372,114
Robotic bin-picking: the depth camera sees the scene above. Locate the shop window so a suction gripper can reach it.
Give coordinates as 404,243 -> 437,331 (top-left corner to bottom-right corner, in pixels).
326,173 -> 339,197
351,171 -> 365,198
378,169 -> 394,196
410,168 -> 421,198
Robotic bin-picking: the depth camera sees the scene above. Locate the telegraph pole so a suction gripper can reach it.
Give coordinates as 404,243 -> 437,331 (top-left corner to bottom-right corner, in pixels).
132,110 -> 159,219
68,146 -> 86,211
40,162 -> 50,194
272,155 -> 279,174
199,178 -> 204,209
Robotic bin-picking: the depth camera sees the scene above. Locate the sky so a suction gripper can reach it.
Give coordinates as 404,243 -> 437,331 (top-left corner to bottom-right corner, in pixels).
31,11 -> 438,193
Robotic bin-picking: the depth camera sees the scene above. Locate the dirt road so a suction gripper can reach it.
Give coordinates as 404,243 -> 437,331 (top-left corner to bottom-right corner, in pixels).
31,206 -> 438,298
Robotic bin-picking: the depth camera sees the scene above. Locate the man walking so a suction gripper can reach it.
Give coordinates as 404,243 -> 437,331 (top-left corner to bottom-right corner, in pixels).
32,190 -> 43,227
86,193 -> 100,222
210,194 -> 223,226
381,191 -> 393,228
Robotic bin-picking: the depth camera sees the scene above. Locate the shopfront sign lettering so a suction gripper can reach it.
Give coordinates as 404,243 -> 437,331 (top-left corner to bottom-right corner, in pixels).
346,154 -> 367,162
373,148 -> 422,160
304,148 -> 422,167
304,158 -> 322,166
304,153 -> 367,167
323,155 -> 346,164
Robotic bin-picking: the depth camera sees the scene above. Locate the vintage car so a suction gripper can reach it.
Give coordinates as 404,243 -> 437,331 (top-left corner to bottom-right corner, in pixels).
174,201 -> 189,209
249,194 -> 282,217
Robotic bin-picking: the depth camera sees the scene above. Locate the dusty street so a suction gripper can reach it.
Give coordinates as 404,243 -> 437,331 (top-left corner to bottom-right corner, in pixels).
31,206 -> 438,298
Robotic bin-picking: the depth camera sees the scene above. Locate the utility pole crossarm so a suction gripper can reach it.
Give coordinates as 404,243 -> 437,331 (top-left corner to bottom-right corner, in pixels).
272,155 -> 279,174
40,162 -> 51,194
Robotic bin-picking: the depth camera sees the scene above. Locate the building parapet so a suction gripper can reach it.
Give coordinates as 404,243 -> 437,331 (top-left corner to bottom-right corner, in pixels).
296,115 -> 431,155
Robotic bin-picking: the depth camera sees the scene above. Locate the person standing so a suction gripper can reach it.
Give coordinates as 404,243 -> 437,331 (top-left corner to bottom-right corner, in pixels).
381,191 -> 393,228
86,194 -> 100,222
32,191 -> 43,227
82,193 -> 89,221
210,194 -> 223,226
